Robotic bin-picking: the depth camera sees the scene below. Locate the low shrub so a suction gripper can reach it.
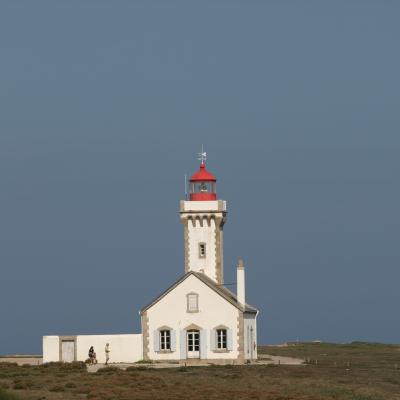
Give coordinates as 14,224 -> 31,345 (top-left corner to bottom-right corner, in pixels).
49,385 -> 65,392
12,383 -> 27,390
42,361 -> 86,371
64,382 -> 77,388
41,362 -> 62,368
62,361 -> 86,371
0,388 -> 20,400
96,366 -> 120,374
73,386 -> 91,394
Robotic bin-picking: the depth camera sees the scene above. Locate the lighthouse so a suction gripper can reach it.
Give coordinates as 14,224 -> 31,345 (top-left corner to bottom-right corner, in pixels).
43,151 -> 259,364
180,156 -> 227,284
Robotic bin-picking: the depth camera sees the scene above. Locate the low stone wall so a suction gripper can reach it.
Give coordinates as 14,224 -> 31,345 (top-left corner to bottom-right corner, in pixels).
0,356 -> 42,366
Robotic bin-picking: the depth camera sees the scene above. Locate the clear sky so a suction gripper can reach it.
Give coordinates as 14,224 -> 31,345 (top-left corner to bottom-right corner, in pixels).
1,1 -> 399,354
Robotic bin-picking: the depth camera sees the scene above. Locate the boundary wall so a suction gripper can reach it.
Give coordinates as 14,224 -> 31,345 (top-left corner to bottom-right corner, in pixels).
43,334 -> 143,364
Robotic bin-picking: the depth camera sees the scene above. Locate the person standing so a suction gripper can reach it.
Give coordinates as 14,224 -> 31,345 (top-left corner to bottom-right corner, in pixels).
105,343 -> 110,365
88,346 -> 94,364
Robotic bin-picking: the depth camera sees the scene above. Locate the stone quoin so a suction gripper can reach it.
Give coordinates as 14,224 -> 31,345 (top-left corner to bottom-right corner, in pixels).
43,155 -> 259,364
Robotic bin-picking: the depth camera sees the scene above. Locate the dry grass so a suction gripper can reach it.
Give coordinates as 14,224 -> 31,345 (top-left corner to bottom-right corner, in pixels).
1,342 -> 400,399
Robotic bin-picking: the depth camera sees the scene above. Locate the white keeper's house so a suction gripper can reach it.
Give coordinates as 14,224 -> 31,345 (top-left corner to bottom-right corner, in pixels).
43,156 -> 259,364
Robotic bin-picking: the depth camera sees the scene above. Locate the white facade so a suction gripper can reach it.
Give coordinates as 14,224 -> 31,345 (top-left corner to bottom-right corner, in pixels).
180,200 -> 226,284
43,336 -> 59,363
180,200 -> 226,213
144,274 -> 240,361
187,217 -> 218,279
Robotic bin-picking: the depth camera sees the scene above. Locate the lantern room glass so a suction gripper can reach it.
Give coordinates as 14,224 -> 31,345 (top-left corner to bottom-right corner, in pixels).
190,182 -> 216,194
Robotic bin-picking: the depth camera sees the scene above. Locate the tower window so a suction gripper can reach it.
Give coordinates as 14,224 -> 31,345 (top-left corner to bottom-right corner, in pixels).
187,293 -> 199,313
199,243 -> 206,258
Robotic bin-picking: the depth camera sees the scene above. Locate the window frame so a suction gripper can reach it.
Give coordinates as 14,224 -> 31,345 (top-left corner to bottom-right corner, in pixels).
198,242 -> 206,258
159,329 -> 171,351
216,329 -> 227,350
211,326 -> 231,353
186,292 -> 199,313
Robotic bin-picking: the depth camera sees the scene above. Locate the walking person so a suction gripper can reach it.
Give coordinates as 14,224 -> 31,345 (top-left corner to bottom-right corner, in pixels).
105,343 -> 110,365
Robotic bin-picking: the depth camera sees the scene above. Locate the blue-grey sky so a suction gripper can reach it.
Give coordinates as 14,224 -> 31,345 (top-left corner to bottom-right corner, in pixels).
1,1 -> 399,354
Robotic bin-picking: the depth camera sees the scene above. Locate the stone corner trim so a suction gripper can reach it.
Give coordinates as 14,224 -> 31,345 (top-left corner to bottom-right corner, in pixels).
236,312 -> 245,363
141,312 -> 150,361
182,218 -> 190,273
214,215 -> 225,285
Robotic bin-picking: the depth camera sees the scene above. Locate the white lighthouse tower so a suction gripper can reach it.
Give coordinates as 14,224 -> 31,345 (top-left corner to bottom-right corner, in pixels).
180,155 -> 227,284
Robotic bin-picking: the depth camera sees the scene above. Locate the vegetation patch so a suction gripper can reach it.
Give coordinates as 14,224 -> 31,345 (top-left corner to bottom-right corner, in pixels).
0,343 -> 399,399
134,359 -> 154,364
0,388 -> 20,400
96,366 -> 120,374
49,385 -> 65,392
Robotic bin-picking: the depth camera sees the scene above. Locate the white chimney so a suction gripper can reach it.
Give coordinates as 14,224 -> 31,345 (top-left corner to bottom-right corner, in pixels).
237,259 -> 245,307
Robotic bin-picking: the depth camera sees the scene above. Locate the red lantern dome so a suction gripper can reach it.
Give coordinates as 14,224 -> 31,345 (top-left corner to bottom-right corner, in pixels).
189,162 -> 217,201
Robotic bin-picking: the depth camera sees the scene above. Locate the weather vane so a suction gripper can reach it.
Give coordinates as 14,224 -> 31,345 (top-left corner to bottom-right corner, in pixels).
198,144 -> 207,164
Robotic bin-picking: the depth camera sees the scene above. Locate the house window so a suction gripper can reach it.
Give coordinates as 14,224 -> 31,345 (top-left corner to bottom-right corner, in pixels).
216,329 -> 227,350
160,330 -> 171,350
199,243 -> 206,258
187,293 -> 199,312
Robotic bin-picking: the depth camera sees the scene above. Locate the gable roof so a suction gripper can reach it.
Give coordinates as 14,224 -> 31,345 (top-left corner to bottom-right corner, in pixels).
140,271 -> 258,315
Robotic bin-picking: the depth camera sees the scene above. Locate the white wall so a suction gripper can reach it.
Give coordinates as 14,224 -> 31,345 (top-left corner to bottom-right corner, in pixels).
146,274 -> 239,361
43,336 -> 59,363
188,218 -> 217,281
181,200 -> 226,212
181,199 -> 226,283
43,334 -> 143,363
77,334 -> 142,363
